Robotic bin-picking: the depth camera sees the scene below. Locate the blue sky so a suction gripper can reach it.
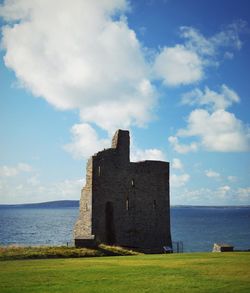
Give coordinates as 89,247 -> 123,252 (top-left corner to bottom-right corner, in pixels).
0,0 -> 249,205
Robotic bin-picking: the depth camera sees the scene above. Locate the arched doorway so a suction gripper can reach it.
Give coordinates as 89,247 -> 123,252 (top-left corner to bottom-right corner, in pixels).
105,201 -> 116,245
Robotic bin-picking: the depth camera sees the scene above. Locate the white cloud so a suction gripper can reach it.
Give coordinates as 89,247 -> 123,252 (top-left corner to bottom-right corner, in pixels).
177,108 -> 250,152
172,158 -> 183,170
181,84 -> 240,111
153,21 -> 246,87
153,45 -> 203,86
0,174 -> 84,204
168,136 -> 198,154
0,153 -> 85,205
0,1 -> 247,160
170,173 -> 190,188
27,176 -> 40,186
180,26 -> 215,56
180,21 -> 246,57
131,148 -> 165,162
216,185 -> 231,198
0,163 -> 32,177
64,123 -> 110,159
227,175 -> 237,182
79,79 -> 156,132
52,178 -> 85,198
171,185 -> 249,205
17,163 -> 32,172
173,84 -> 250,153
0,0 -> 155,132
205,169 -> 220,178
0,166 -> 19,177
236,187 -> 250,200
64,123 -> 166,161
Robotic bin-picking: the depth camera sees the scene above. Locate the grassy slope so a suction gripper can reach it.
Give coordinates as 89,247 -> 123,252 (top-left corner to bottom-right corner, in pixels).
0,252 -> 250,293
0,245 -> 139,260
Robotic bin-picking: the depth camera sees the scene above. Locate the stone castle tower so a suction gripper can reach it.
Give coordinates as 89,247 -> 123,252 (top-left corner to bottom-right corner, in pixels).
74,129 -> 172,253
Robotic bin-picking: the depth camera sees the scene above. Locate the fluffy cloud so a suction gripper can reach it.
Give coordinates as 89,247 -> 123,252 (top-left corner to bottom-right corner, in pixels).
170,169 -> 249,205
181,85 -> 240,111
51,178 -> 85,198
0,171 -> 84,204
177,108 -> 250,152
168,136 -> 198,154
153,21 -> 246,87
1,1 -> 245,133
170,173 -> 190,188
236,187 -> 250,200
0,0 -> 155,133
64,123 -> 110,159
64,122 -> 165,161
180,21 -> 246,57
153,45 -> 203,86
205,169 -> 220,178
0,163 -> 32,177
227,176 -> 237,182
172,158 -> 183,170
0,160 -> 85,203
131,148 -> 165,162
171,184 -> 250,206
0,1 -> 247,160
171,84 -> 250,153
79,79 -> 156,132
170,157 -> 190,188
216,185 -> 231,198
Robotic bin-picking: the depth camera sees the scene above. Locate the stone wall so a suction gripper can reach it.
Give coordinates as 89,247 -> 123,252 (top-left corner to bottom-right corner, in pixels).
74,129 -> 172,253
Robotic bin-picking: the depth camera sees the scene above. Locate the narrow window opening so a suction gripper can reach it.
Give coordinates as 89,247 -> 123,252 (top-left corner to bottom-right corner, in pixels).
98,166 -> 101,176
126,198 -> 129,211
131,179 -> 135,187
153,200 -> 156,210
85,203 -> 88,211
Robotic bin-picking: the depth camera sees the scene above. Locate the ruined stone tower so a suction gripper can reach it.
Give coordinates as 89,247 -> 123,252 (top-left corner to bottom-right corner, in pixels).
74,130 -> 172,253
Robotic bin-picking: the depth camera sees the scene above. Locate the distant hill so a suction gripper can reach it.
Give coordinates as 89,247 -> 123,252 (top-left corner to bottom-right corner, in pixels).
0,200 -> 79,209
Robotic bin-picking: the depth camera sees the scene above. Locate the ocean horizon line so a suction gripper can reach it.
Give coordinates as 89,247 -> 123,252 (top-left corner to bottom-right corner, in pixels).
0,200 -> 249,209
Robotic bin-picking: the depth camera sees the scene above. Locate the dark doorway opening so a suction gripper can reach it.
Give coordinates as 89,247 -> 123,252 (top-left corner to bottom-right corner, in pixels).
105,201 -> 116,245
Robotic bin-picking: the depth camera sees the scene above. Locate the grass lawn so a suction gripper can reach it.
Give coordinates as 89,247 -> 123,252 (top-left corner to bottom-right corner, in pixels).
0,252 -> 250,293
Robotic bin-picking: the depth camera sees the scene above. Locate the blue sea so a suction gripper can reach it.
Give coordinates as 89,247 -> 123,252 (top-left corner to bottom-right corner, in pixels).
0,206 -> 249,252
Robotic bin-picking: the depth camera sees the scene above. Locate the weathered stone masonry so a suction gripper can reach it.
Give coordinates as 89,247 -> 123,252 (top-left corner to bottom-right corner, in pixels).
74,129 -> 172,253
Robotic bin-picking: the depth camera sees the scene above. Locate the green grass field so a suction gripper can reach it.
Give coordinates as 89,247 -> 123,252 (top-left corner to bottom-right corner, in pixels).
1,252 -> 250,293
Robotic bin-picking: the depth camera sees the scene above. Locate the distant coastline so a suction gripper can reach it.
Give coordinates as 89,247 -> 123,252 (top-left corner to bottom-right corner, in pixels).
0,200 -> 79,209
0,200 -> 249,209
